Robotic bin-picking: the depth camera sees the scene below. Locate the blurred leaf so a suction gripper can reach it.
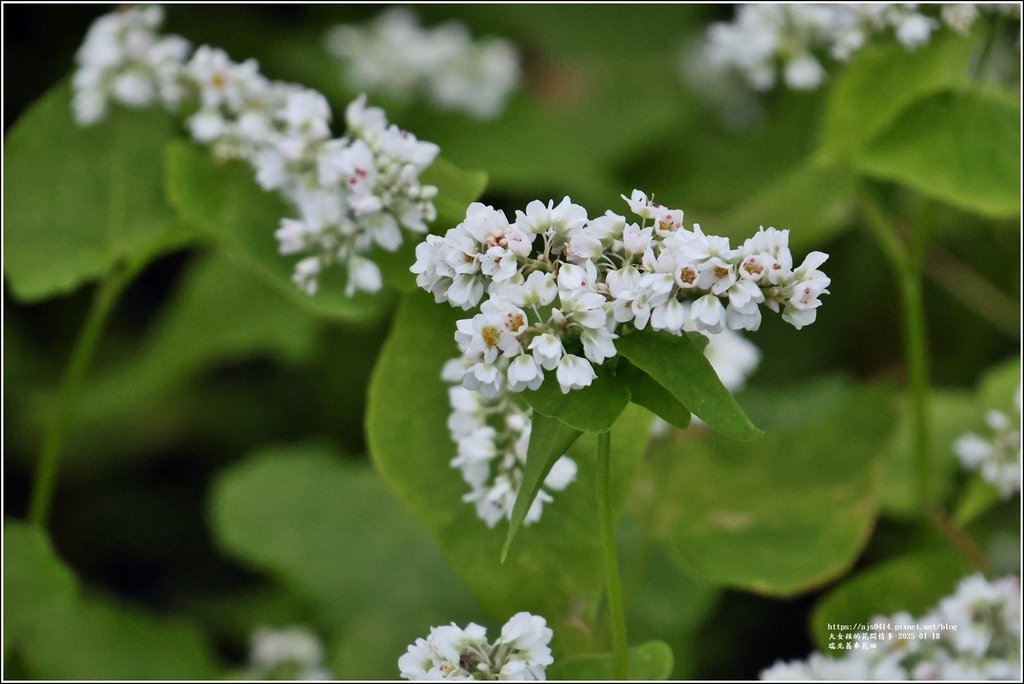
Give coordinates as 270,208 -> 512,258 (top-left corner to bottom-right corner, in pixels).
164,141 -> 392,321
210,445 -> 485,679
620,362 -> 692,430
954,475 -> 1004,527
809,548 -> 970,651
978,357 -> 1021,408
548,640 -> 674,680
421,156 -> 489,230
819,33 -> 974,161
21,594 -> 222,680
856,88 -> 1020,218
617,331 -> 762,441
712,162 -> 857,252
738,375 -> 852,434
878,389 -> 976,518
367,290 -> 653,655
3,522 -> 78,650
521,371 -> 630,433
3,81 -> 187,301
503,412 -> 582,560
4,521 -> 220,679
665,385 -> 896,596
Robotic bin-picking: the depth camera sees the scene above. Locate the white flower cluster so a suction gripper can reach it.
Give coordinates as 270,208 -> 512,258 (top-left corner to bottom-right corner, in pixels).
325,8 -> 520,119
72,5 -> 440,297
72,5 -> 190,125
445,360 -> 578,528
698,3 -> 1015,92
762,574 -> 1022,680
954,384 -> 1022,498
413,190 -> 829,398
247,626 -> 332,680
399,612 -> 553,681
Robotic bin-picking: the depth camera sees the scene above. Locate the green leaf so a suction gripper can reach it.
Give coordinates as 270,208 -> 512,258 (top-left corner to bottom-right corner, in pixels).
616,331 -> 762,441
713,161 -> 856,252
20,595 -> 222,680
521,370 -> 631,433
164,140 -> 392,322
4,521 -> 221,679
619,362 -> 691,430
3,522 -> 78,651
665,385 -> 896,596
420,156 -> 489,231
3,82 -> 186,301
503,412 -> 583,561
879,389 -> 977,518
210,444 -> 485,679
809,548 -> 970,651
367,290 -> 653,655
548,640 -> 674,680
856,88 -> 1020,218
819,33 -> 974,161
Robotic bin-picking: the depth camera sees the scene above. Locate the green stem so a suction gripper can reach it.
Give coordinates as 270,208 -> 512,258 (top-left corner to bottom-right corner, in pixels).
29,268 -> 129,528
597,430 -> 629,680
859,190 -> 932,513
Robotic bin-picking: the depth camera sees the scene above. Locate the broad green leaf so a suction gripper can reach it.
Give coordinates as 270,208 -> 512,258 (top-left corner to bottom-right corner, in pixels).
954,476 -> 1004,527
619,362 -> 691,430
548,640 -> 674,680
979,357 -> 1021,409
20,595 -> 222,680
819,33 -> 974,160
3,522 -> 78,650
367,290 -> 653,655
503,412 -> 582,560
809,548 -> 970,651
856,88 -> 1020,218
210,445 -> 485,679
879,389 -> 980,518
712,161 -> 856,252
665,385 -> 896,596
420,156 -> 489,231
521,370 -> 631,433
616,331 -> 762,441
4,521 -> 221,679
3,82 -> 185,301
164,141 -> 391,321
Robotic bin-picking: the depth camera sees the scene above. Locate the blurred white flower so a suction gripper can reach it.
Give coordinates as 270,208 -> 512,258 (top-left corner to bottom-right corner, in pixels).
761,573 -> 1022,680
954,384 -> 1021,497
248,626 -> 332,680
325,8 -> 520,119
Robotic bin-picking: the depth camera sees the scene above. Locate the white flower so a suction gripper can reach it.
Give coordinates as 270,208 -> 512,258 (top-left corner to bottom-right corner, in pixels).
954,385 -> 1021,497
326,8 -> 520,120
400,613 -> 553,681
248,626 -> 332,681
556,354 -> 596,394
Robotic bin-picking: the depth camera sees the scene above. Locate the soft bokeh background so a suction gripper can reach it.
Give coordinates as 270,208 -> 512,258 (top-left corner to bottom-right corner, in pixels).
4,4 -> 1020,680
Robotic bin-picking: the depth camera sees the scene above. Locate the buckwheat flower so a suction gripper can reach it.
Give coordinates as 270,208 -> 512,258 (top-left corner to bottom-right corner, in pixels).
690,4 -> 1017,95
954,384 -> 1021,497
444,372 -> 577,527
72,5 -> 190,125
247,626 -> 332,681
761,574 -> 1022,681
556,354 -> 597,394
400,613 -> 553,681
326,8 -> 520,120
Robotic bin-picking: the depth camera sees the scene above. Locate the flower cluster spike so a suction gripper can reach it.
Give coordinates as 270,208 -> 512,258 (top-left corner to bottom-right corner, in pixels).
399,612 -> 554,681
72,5 -> 440,297
761,574 -> 1022,680
413,190 -> 829,398
696,3 -> 1020,92
955,384 -> 1022,497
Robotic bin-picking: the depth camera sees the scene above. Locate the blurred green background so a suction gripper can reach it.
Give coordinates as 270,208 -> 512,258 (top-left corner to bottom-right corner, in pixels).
3,4 -> 1020,680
